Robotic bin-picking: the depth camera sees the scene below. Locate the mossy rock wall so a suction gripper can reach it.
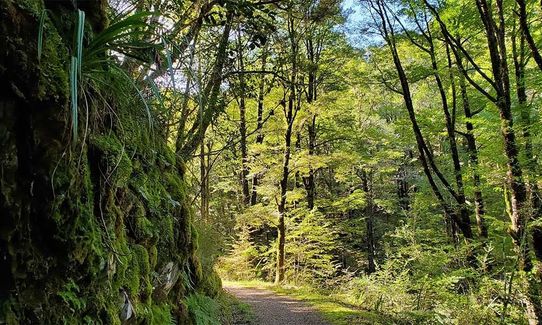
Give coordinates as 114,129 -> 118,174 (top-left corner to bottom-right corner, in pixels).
0,0 -> 218,323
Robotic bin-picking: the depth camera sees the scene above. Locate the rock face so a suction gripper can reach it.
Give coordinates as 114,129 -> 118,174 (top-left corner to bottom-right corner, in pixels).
0,1 -> 217,323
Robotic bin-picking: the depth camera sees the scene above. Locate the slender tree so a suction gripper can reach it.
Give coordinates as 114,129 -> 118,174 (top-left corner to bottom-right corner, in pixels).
360,168 -> 376,273
250,46 -> 269,205
368,0 -> 473,239
424,0 -> 541,321
276,7 -> 302,284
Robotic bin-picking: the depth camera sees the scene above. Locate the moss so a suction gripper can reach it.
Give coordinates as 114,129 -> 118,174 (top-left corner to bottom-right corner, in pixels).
57,280 -> 86,313
90,134 -> 133,188
135,215 -> 155,241
157,214 -> 175,245
11,0 -> 69,104
150,303 -> 174,325
199,271 -> 222,298
162,148 -> 176,166
116,102 -> 154,155
163,170 -> 187,204
124,251 -> 141,299
15,0 -> 42,13
149,245 -> 158,269
0,2 -> 223,324
37,15 -> 69,103
130,171 -> 162,214
0,299 -> 18,325
69,159 -> 105,268
132,244 -> 152,301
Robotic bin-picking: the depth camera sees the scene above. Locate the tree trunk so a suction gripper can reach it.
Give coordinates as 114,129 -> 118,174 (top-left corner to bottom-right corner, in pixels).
512,20 -> 542,265
428,42 -> 472,240
474,0 -> 541,321
448,38 -> 487,238
516,0 -> 542,71
373,0 -> 472,239
237,28 -> 250,206
305,115 -> 316,210
276,95 -> 294,283
475,0 -> 530,267
303,32 -> 319,210
250,46 -> 268,206
361,169 -> 376,273
200,140 -> 208,221
458,71 -> 488,238
276,14 -> 299,284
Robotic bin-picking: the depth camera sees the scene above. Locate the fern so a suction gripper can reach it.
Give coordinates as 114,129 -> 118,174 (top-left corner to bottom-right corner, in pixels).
186,294 -> 221,325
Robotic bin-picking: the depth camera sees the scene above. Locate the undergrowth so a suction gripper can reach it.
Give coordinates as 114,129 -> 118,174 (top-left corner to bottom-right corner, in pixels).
219,216 -> 530,324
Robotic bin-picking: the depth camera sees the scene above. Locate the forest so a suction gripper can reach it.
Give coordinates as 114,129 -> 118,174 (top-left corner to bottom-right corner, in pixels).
1,0 -> 542,324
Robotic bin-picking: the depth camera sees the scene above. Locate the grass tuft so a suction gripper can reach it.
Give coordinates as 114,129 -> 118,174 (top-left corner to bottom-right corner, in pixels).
70,56 -> 78,142
38,9 -> 46,61
76,10 -> 85,76
69,10 -> 85,142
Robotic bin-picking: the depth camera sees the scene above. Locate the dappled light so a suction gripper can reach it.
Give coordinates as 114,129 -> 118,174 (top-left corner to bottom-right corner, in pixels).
1,0 -> 542,324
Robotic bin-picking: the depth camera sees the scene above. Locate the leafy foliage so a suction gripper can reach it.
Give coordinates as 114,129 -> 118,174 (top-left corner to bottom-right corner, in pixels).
3,0 -> 542,323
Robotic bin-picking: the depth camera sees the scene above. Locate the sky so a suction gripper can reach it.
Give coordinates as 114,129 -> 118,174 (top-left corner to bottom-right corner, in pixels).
340,0 -> 382,48
341,0 -> 363,45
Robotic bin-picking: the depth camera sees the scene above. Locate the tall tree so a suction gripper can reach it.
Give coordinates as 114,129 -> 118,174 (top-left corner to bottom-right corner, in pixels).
250,46 -> 270,205
367,0 -> 473,239
360,168 -> 376,273
236,26 -> 251,206
456,54 -> 488,238
515,0 -> 542,71
275,5 -> 302,284
424,0 -> 541,321
399,3 -> 472,240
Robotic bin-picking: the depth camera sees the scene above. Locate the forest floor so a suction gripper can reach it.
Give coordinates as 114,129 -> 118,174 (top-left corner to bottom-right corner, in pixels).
223,281 -> 378,325
225,283 -> 329,325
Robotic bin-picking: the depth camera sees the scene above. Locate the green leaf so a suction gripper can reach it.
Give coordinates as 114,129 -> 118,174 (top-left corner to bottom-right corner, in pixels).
76,9 -> 85,76
70,56 -> 78,142
37,9 -> 46,62
162,37 -> 176,89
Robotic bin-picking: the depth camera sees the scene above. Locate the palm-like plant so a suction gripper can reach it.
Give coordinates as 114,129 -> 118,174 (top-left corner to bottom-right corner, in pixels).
39,9 -> 161,143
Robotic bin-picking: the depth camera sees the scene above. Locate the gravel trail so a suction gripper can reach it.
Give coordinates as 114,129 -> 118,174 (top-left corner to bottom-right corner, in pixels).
225,285 -> 330,325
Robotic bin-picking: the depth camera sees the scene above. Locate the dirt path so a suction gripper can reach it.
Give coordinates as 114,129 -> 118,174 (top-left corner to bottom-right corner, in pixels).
225,284 -> 330,325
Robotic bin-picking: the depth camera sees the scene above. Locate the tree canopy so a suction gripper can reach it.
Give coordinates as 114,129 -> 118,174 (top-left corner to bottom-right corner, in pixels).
2,0 -> 542,323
